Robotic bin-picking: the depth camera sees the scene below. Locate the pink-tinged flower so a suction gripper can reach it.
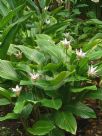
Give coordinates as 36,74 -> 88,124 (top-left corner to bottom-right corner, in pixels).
61,38 -> 71,47
15,51 -> 22,59
29,73 -> 39,80
88,65 -> 98,77
76,49 -> 86,59
12,85 -> 22,96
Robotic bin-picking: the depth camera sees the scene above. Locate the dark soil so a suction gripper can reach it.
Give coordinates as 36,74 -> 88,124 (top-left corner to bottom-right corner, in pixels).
0,101 -> 102,136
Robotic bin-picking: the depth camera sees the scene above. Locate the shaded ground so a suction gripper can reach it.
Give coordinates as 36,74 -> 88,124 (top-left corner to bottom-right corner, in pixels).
0,121 -> 23,136
0,101 -> 102,136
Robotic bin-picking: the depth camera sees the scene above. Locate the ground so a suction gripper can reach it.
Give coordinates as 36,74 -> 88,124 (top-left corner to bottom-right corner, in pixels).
0,101 -> 102,136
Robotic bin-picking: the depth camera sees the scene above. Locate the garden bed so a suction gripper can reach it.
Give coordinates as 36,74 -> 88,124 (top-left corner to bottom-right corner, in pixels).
1,102 -> 102,136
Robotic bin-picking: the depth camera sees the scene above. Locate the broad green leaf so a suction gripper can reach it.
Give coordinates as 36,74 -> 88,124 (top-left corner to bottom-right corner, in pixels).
83,39 -> 101,51
43,63 -> 62,72
20,80 -> 33,86
89,19 -> 102,25
0,0 -> 10,16
36,39 -> 66,63
34,71 -> 71,90
26,0 -> 40,14
55,112 -> 77,135
0,25 -> 18,59
16,45 -> 45,64
41,98 -> 62,110
88,50 -> 102,60
0,113 -> 19,121
71,85 -> 97,93
0,12 -> 34,57
0,87 -> 12,100
86,89 -> 102,100
0,98 -> 10,106
65,76 -> 88,82
36,34 -> 54,43
0,60 -> 18,81
44,21 -> 69,34
67,102 -> 96,119
27,120 -> 55,135
13,92 -> 36,114
13,100 -> 25,114
0,4 -> 24,29
48,128 -> 64,136
21,104 -> 33,119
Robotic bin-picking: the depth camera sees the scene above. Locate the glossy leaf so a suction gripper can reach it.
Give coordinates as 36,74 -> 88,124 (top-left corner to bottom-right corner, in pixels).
34,71 -> 70,90
0,113 -> 19,121
27,120 -> 55,135
0,60 -> 18,81
41,98 -> 62,110
0,98 -> 10,106
16,45 -> 46,64
0,87 -> 12,100
55,112 -> 77,135
67,102 -> 96,119
71,85 -> 97,93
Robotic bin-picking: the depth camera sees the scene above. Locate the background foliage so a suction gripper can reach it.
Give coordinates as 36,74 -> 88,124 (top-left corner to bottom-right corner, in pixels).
0,0 -> 102,135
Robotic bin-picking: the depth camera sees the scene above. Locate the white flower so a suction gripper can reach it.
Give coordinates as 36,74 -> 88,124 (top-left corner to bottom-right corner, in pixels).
88,65 -> 98,77
61,38 -> 71,47
45,19 -> 50,24
44,6 -> 48,11
91,0 -> 99,3
15,51 -> 22,59
76,49 -> 86,59
12,85 -> 22,96
29,73 -> 39,80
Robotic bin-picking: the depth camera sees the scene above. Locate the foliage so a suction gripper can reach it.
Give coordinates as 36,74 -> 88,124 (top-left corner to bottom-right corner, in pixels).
0,0 -> 102,136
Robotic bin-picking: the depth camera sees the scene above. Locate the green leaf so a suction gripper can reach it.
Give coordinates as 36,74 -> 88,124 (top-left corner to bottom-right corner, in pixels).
41,98 -> 62,110
0,98 -> 10,106
88,50 -> 102,60
86,89 -> 102,100
44,21 -> 69,34
0,0 -> 10,16
43,63 -> 62,72
78,58 -> 88,74
71,85 -> 97,93
55,112 -> 77,135
16,45 -> 45,64
0,4 -> 24,29
0,87 -> 12,100
36,34 -> 54,43
13,92 -> 36,114
0,113 -> 19,121
67,102 -> 96,119
36,39 -> 66,63
34,71 -> 71,90
48,128 -> 64,136
0,60 -> 18,81
0,25 -> 18,59
26,0 -> 40,14
27,120 -> 55,135
13,100 -> 25,114
21,104 -> 33,119
89,19 -> 102,25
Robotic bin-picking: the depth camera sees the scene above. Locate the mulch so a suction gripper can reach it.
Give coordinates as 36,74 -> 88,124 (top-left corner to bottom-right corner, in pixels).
0,101 -> 102,136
